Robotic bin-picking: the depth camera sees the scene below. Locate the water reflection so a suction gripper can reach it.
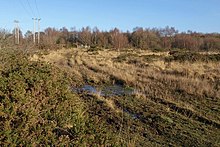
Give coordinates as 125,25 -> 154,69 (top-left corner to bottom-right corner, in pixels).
73,84 -> 136,97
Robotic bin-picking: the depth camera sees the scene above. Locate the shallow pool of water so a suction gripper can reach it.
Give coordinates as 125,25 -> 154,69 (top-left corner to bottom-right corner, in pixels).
73,84 -> 136,97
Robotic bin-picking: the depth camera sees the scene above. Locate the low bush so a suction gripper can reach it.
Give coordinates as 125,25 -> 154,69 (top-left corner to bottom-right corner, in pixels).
0,49 -> 118,146
165,51 -> 220,62
142,54 -> 161,62
113,53 -> 138,63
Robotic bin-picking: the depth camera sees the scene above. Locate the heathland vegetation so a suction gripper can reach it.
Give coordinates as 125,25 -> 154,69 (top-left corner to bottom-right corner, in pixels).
0,26 -> 220,146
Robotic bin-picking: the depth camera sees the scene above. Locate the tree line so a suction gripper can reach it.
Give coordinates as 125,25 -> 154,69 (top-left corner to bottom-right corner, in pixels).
1,26 -> 220,51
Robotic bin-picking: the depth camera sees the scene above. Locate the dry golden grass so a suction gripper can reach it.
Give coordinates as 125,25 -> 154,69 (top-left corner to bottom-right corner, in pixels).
32,48 -> 220,144
36,48 -> 220,100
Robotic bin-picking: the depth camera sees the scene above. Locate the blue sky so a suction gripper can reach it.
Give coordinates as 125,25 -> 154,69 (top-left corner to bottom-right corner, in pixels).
0,0 -> 220,33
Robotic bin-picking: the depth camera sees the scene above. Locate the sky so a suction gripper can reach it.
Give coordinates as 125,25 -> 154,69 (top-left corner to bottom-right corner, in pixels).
0,0 -> 220,34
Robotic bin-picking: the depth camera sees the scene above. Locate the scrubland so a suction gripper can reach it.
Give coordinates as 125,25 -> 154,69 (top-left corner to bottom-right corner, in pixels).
1,47 -> 220,146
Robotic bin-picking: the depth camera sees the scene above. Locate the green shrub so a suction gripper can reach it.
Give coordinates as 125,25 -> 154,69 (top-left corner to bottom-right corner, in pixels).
113,53 -> 138,63
165,51 -> 220,62
0,49 -> 118,146
0,49 -> 84,145
142,54 -> 161,62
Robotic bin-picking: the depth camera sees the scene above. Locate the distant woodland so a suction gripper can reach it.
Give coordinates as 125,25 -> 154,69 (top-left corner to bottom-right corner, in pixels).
1,26 -> 220,51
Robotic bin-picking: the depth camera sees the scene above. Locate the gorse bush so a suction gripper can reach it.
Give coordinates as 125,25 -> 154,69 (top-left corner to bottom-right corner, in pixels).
0,49 -> 117,146
113,53 -> 138,63
0,49 -> 84,145
166,51 -> 220,62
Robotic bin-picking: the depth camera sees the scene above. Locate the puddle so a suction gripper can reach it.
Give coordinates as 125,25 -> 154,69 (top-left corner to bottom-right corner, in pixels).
73,85 -> 144,120
73,84 -> 136,97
